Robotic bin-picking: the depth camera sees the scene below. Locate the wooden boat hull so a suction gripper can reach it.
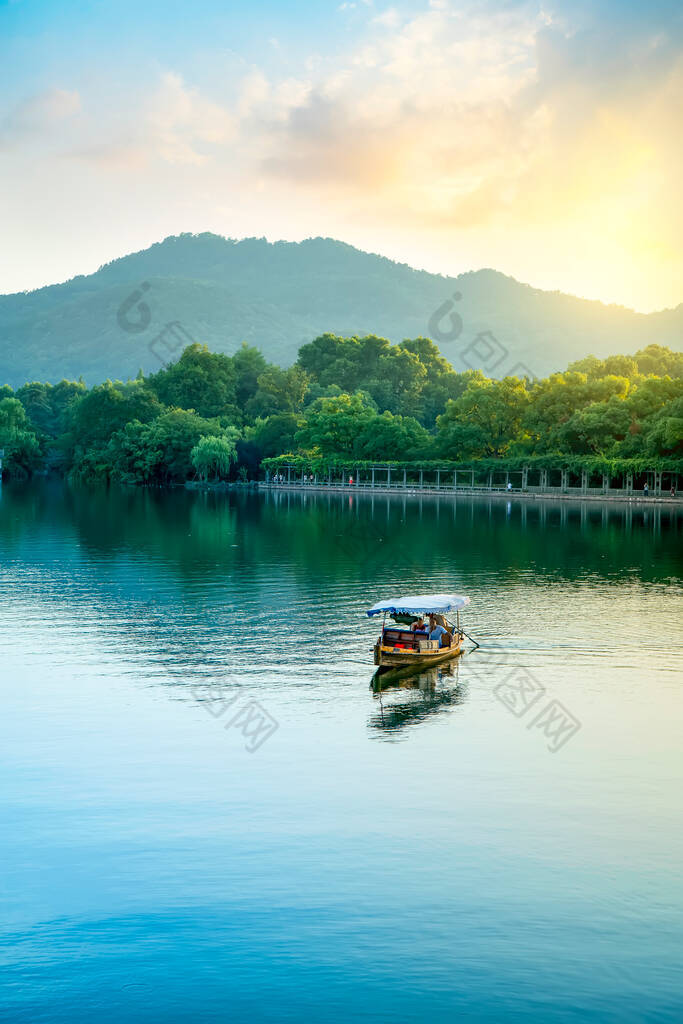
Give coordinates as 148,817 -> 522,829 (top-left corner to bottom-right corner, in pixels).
374,639 -> 463,673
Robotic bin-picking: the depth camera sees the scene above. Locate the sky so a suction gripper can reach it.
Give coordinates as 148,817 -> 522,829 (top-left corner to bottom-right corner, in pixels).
1,0 -> 681,311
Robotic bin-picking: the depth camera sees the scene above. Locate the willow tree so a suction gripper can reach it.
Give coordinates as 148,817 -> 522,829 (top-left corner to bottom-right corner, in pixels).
190,430 -> 240,482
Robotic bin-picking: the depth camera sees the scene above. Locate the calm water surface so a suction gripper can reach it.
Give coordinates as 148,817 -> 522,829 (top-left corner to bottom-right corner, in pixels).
1,482 -> 682,1022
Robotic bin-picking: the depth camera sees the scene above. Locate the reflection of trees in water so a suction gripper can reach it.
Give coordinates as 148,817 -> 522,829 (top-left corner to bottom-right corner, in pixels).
2,480 -> 680,657
264,489 -> 681,587
368,662 -> 468,737
2,482 -> 680,590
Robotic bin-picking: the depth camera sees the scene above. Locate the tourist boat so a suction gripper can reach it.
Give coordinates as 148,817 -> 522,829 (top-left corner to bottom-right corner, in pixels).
367,593 -> 471,676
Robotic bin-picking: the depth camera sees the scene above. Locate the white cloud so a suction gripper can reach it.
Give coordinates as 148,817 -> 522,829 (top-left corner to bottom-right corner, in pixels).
237,70 -> 271,117
372,6 -> 400,27
146,72 -> 235,164
0,88 -> 81,149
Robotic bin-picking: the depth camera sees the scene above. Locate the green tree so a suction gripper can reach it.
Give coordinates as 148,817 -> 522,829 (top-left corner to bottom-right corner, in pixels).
371,347 -> 426,417
436,421 -> 491,460
601,355 -> 639,379
87,409 -> 227,485
522,372 -> 592,450
297,334 -> 366,391
556,394 -> 632,454
67,380 -> 163,449
191,431 -> 240,481
624,376 -> 683,420
104,420 -> 158,484
246,413 -> 303,457
249,365 -> 310,416
299,333 -> 474,425
142,410 -> 226,483
0,397 -> 42,477
568,354 -> 639,380
232,343 -> 268,409
437,377 -> 530,457
354,410 -> 432,461
634,345 -> 683,378
566,355 -> 603,378
644,396 -> 683,455
399,338 -> 478,426
295,393 -> 376,457
148,344 -> 238,420
522,373 -> 631,452
17,379 -> 87,439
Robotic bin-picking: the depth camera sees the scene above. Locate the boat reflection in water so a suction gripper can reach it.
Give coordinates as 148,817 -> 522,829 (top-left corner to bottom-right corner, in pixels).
368,660 -> 466,736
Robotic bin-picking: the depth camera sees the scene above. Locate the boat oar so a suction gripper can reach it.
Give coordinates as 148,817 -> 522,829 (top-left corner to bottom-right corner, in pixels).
460,629 -> 480,650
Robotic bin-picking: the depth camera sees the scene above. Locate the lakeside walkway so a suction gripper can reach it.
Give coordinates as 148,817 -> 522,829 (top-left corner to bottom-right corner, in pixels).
261,461 -> 681,506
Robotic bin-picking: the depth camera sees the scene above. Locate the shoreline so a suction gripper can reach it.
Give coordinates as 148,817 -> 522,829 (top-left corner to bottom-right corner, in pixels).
258,481 -> 682,507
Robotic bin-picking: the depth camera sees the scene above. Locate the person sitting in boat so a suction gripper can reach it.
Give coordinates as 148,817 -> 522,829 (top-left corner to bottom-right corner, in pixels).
428,614 -> 449,647
410,615 -> 428,632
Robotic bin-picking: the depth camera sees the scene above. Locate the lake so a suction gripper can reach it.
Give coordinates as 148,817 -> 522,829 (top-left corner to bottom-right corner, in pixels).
1,482 -> 682,1023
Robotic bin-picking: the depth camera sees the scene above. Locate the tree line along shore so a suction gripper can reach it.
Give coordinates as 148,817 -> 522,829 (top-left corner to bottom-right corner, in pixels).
0,334 -> 681,486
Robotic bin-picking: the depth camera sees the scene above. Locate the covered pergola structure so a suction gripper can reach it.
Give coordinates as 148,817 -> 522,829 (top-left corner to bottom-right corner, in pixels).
263,461 -> 682,499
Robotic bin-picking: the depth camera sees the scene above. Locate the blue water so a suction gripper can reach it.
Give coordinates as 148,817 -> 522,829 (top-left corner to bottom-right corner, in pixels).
1,483 -> 682,1022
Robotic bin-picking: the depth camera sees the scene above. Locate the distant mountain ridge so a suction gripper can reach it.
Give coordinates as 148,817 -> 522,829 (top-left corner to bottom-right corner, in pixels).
0,232 -> 680,387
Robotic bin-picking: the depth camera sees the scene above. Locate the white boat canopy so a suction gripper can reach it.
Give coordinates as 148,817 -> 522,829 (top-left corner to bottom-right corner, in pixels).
366,593 -> 470,617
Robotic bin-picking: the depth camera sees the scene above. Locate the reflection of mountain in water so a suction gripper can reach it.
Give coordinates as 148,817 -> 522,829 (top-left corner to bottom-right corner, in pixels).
368,663 -> 467,738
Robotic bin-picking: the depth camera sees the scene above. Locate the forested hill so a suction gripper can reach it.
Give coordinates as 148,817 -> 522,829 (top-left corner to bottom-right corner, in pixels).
1,232 -> 681,387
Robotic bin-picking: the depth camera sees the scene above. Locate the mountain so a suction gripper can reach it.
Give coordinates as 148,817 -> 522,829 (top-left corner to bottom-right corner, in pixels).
1,232 -> 681,387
